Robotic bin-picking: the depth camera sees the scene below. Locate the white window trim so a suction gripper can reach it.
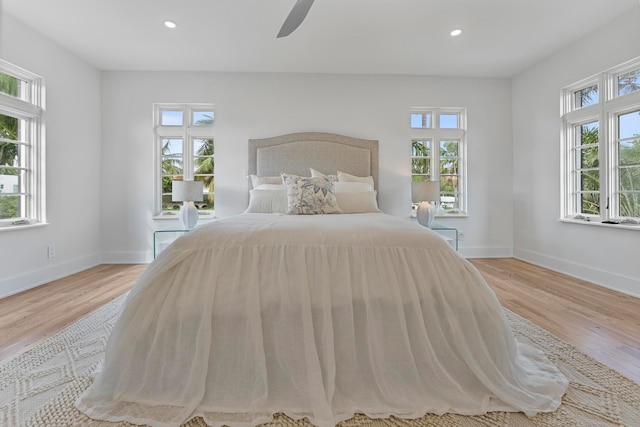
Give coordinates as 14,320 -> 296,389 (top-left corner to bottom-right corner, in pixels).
561,57 -> 640,229
411,107 -> 468,216
0,60 -> 45,231
153,103 -> 215,219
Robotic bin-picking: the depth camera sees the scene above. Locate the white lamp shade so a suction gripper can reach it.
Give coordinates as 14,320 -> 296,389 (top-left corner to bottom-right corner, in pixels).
172,180 -> 204,202
411,180 -> 439,203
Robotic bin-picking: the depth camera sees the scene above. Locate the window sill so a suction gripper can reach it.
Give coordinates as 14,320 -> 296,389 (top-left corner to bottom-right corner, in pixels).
0,222 -> 48,232
559,217 -> 640,231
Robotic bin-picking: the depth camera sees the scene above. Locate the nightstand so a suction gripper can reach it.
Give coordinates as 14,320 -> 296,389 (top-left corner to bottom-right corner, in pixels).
429,224 -> 459,251
153,229 -> 191,258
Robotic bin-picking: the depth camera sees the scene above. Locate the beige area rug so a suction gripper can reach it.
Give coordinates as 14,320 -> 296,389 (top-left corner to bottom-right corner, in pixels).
2,294 -> 640,427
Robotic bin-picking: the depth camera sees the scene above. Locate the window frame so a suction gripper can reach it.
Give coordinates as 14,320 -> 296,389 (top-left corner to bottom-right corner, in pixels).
153,103 -> 215,218
411,107 -> 467,216
561,57 -> 640,226
0,59 -> 45,230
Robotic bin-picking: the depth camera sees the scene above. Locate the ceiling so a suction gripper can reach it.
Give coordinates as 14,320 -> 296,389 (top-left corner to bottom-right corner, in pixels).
2,0 -> 639,78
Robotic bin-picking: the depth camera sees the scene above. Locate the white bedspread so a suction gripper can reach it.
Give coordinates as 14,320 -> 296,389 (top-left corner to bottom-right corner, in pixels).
76,213 -> 568,427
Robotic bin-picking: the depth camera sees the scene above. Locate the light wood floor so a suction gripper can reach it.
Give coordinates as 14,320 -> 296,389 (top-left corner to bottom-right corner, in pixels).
1,259 -> 639,384
0,264 -> 146,362
470,258 -> 640,384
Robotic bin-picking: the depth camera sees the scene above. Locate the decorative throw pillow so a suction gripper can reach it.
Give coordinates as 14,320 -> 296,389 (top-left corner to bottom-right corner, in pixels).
282,174 -> 343,215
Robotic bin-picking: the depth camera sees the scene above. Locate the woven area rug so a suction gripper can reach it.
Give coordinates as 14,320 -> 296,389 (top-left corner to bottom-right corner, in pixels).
2,294 -> 639,427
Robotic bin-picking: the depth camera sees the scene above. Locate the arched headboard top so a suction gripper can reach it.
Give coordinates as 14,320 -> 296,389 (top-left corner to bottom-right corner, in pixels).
248,132 -> 379,189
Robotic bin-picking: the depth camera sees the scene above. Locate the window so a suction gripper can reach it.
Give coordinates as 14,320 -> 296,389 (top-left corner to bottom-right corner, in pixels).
411,108 -> 467,215
154,104 -> 215,216
0,59 -> 45,228
562,58 -> 640,223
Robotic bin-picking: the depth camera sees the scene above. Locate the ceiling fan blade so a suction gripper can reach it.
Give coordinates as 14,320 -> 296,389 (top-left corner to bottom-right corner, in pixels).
277,0 -> 315,38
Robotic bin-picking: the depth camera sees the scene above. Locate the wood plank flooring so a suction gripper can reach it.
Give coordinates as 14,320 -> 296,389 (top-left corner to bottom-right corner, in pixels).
0,264 -> 145,362
470,258 -> 640,384
1,258 -> 639,385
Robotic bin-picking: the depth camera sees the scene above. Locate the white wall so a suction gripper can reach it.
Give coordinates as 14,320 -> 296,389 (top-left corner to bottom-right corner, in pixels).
6,6 -> 637,301
100,72 -> 514,262
0,15 -> 103,298
512,9 -> 640,298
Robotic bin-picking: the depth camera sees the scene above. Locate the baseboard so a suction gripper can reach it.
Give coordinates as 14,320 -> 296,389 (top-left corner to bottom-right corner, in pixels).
100,251 -> 152,264
0,254 -> 102,299
461,245 -> 513,259
513,247 -> 640,299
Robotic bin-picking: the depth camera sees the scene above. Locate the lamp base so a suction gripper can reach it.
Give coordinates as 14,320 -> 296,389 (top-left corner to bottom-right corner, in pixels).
416,201 -> 434,227
178,201 -> 199,229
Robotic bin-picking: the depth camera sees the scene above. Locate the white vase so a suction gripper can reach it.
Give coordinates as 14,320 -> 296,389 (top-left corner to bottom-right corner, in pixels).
416,201 -> 434,227
178,201 -> 199,229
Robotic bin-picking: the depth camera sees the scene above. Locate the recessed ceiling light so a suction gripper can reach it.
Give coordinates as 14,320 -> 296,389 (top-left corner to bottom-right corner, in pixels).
450,29 -> 462,37
164,20 -> 177,29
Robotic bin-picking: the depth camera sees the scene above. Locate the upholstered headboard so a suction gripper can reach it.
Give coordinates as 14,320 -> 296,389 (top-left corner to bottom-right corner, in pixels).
248,132 -> 379,188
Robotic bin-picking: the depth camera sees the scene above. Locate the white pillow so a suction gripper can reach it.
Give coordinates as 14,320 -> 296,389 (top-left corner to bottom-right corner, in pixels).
253,183 -> 285,191
337,171 -> 375,189
334,181 -> 373,192
310,168 -> 337,181
282,174 -> 342,215
245,189 -> 287,213
335,191 -> 381,214
250,175 -> 282,188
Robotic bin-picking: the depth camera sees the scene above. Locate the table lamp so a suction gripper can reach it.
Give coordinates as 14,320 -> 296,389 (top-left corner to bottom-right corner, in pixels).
172,180 -> 204,229
411,180 -> 440,227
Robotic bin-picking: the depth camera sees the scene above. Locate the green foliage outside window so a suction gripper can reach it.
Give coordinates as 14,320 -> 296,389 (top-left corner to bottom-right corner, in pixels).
411,140 -> 430,180
579,126 -> 599,215
0,196 -> 18,218
579,125 -> 640,217
411,140 -> 459,193
619,136 -> 640,217
0,73 -> 20,219
439,140 -> 459,197
161,114 -> 215,211
0,72 -> 19,97
194,137 -> 214,209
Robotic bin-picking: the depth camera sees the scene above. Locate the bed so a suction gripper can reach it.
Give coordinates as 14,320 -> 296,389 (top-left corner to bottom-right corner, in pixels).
76,132 -> 568,427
